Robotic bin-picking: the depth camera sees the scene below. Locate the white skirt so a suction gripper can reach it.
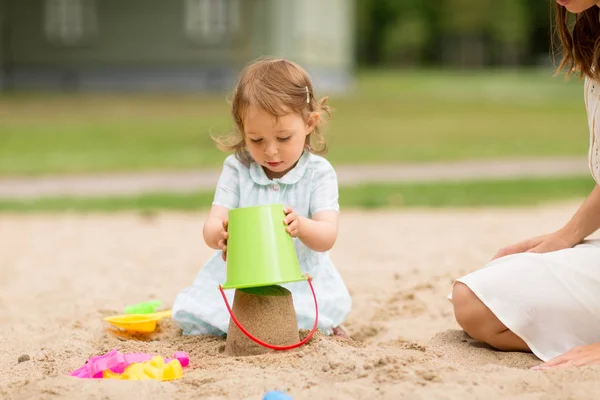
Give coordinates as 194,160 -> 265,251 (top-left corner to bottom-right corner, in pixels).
452,239 -> 600,361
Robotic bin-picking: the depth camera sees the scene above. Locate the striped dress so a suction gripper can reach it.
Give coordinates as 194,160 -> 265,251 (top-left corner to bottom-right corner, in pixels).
172,150 -> 352,336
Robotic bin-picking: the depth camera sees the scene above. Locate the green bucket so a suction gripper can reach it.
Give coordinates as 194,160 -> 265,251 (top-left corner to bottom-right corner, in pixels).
221,204 -> 306,290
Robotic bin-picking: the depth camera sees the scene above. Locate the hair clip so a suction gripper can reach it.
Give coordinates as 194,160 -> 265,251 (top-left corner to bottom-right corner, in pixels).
305,86 -> 310,104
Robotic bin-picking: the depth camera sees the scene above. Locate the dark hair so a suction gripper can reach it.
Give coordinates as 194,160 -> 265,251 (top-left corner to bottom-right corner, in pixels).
553,4 -> 600,80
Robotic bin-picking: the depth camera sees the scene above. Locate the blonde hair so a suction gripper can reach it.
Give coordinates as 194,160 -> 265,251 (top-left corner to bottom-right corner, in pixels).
215,57 -> 332,165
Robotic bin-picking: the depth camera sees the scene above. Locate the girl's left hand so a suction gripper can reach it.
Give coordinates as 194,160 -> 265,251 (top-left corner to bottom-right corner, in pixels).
532,343 -> 600,370
283,207 -> 301,238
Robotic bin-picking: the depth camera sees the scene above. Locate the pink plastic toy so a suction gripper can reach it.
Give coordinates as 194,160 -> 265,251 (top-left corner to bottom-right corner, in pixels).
70,349 -> 189,379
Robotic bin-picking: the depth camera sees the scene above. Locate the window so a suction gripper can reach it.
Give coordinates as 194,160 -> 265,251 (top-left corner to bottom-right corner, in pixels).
44,0 -> 97,45
184,0 -> 240,42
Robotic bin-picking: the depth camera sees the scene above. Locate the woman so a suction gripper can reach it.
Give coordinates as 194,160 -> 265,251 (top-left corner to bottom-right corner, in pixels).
452,0 -> 600,369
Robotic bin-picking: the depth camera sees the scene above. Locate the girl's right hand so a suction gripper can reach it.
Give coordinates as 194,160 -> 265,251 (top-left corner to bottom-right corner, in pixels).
218,220 -> 229,261
492,231 -> 577,260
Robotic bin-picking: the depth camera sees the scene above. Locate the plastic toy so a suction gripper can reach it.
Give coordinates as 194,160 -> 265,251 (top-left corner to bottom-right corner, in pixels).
104,310 -> 172,333
103,356 -> 183,381
70,348 -> 189,379
263,391 -> 293,400
223,204 -> 305,290
124,300 -> 162,314
220,204 -> 319,351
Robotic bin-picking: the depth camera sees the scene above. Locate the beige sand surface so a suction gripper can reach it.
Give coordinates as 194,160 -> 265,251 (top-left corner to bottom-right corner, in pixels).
2,203 -> 600,399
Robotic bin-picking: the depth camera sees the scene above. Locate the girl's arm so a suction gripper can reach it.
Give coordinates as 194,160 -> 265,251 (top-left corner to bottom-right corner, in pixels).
284,208 -> 339,252
203,205 -> 230,250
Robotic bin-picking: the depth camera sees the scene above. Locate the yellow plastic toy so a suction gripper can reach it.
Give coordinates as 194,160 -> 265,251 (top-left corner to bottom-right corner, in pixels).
104,310 -> 172,333
103,356 -> 183,381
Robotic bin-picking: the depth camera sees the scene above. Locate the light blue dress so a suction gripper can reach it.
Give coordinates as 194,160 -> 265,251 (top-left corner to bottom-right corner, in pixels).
172,151 -> 352,336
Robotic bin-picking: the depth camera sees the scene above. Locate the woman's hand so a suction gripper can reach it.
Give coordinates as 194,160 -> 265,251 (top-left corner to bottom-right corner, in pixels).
532,343 -> 600,370
492,231 -> 577,260
283,207 -> 302,238
218,220 -> 229,261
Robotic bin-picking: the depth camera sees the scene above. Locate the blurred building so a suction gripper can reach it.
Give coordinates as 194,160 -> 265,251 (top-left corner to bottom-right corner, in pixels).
0,0 -> 354,92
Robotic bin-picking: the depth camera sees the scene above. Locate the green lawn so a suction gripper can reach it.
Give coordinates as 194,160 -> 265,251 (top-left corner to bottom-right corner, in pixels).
0,176 -> 593,213
0,69 -> 588,176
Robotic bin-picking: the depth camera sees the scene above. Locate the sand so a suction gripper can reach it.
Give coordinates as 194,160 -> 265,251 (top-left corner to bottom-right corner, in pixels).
2,203 -> 600,399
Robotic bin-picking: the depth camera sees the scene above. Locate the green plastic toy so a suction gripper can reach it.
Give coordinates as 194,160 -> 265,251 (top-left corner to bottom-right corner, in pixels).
124,300 -> 162,315
222,204 -> 305,290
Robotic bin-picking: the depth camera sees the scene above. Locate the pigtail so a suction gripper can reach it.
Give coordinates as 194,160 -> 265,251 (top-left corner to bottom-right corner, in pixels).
306,95 -> 332,156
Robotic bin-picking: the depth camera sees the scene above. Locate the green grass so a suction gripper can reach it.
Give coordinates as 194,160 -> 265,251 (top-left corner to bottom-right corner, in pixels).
0,176 -> 594,213
0,69 -> 589,176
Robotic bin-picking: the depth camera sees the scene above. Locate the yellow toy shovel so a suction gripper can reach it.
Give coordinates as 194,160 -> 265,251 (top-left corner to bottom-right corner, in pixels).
104,310 -> 172,333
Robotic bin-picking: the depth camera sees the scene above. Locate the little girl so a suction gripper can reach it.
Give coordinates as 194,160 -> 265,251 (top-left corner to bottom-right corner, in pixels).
172,57 -> 352,337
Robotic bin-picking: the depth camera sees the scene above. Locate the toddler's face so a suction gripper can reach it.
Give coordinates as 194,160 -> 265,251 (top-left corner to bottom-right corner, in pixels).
243,105 -> 316,179
556,0 -> 600,13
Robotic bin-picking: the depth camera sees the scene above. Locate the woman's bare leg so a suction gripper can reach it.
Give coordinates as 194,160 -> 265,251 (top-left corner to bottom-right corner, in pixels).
452,282 -> 530,352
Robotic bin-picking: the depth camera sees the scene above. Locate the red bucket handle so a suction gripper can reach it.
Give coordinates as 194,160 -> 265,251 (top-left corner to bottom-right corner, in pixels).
218,276 -> 319,351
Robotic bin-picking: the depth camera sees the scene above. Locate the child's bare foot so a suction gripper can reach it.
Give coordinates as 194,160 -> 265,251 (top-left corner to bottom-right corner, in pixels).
331,325 -> 349,338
